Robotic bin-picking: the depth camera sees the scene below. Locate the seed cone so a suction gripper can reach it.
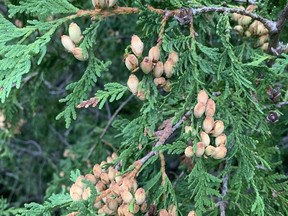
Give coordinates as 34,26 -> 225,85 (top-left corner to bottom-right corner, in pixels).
188,210 -> 197,216
212,146 -> 227,159
202,117 -> 214,133
85,174 -> 97,184
168,52 -> 179,64
195,142 -> 205,157
131,35 -> 144,57
120,190 -> 133,204
164,59 -> 174,78
69,23 -> 82,44
159,209 -> 169,216
140,57 -> 153,74
93,164 -> 102,178
154,77 -> 167,87
125,54 -> 138,71
185,146 -> 194,157
82,187 -> 91,200
200,131 -> 210,147
61,35 -> 75,53
70,184 -> 83,201
148,46 -> 160,62
137,90 -> 146,100
205,145 -> 216,156
205,99 -> 216,117
211,120 -> 225,137
215,133 -> 227,146
197,90 -> 209,105
135,188 -> 146,205
127,74 -> 139,95
153,61 -> 164,77
234,25 -> 244,34
75,175 -> 85,188
163,81 -> 171,92
194,102 -> 206,118
73,48 -> 89,61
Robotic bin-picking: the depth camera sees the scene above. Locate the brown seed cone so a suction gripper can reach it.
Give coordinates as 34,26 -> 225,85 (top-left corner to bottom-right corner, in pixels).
212,146 -> 227,159
75,175 -> 85,188
125,54 -> 139,71
135,188 -> 146,205
82,187 -> 91,200
153,61 -> 164,78
197,90 -> 209,105
168,51 -> 179,65
148,46 -> 160,62
202,116 -> 214,133
120,189 -> 133,204
205,145 -> 216,156
200,131 -> 210,147
194,102 -> 206,118
185,146 -> 194,158
131,35 -> 144,57
195,142 -> 205,157
140,57 -> 153,74
215,133 -> 227,146
164,59 -> 174,78
127,74 -> 139,95
154,77 -> 167,87
211,120 -> 225,137
85,174 -> 97,185
205,99 -> 216,117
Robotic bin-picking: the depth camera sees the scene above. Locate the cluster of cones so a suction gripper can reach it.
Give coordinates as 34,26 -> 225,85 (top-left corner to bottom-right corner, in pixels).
69,154 -> 148,216
61,23 -> 88,61
184,90 -> 227,160
231,5 -> 269,51
126,35 -> 179,99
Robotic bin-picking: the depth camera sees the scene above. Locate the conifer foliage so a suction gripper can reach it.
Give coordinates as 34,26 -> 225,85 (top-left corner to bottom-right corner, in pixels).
0,0 -> 288,216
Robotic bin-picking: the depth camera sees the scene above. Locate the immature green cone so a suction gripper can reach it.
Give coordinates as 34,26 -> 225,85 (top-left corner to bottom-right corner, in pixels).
127,74 -> 139,95
69,23 -> 82,44
131,35 -> 144,57
148,46 -> 160,62
73,48 -> 89,61
61,35 -> 75,53
125,54 -> 138,71
153,61 -> 164,78
141,57 -> 153,74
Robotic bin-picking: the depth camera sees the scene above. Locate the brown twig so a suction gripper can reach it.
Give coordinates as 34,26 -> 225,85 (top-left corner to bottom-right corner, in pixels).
268,3 -> 288,54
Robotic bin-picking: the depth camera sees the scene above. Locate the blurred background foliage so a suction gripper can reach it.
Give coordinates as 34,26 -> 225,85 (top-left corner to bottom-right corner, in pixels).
0,0 -> 287,213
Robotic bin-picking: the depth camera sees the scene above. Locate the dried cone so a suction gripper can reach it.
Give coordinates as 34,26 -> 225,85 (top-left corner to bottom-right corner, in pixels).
69,23 -> 82,44
93,164 -> 102,178
140,57 -> 153,74
164,59 -> 174,78
168,52 -> 179,64
153,61 -> 164,78
148,46 -> 160,62
127,74 -> 139,95
212,146 -> 227,159
197,90 -> 209,105
120,190 -> 133,204
82,187 -> 91,200
200,131 -> 210,147
154,77 -> 167,87
131,35 -> 144,57
188,210 -> 197,216
195,142 -> 205,157
205,145 -> 216,156
215,133 -> 227,146
159,209 -> 169,216
125,54 -> 139,71
185,146 -> 194,158
202,117 -> 214,133
211,120 -> 225,137
194,102 -> 206,118
73,47 -> 89,61
61,35 -> 75,53
135,188 -> 146,205
205,99 -> 216,117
